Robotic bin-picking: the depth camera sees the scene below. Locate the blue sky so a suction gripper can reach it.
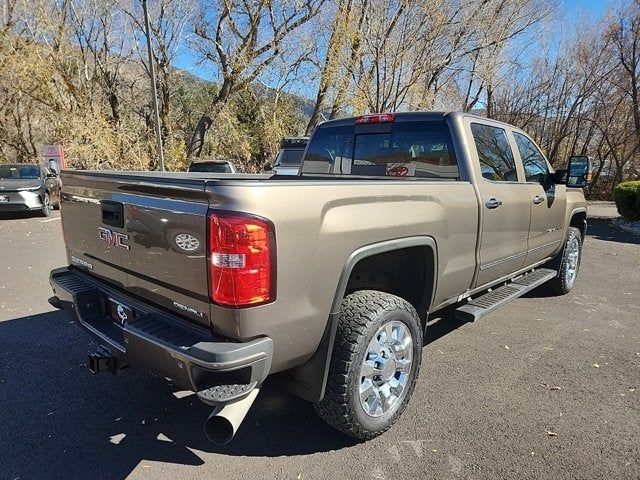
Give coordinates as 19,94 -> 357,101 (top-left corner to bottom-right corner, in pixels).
174,0 -> 612,97
565,0 -> 609,18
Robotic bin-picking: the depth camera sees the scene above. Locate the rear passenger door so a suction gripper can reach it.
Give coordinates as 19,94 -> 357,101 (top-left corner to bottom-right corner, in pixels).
512,132 -> 567,265
469,123 -> 531,287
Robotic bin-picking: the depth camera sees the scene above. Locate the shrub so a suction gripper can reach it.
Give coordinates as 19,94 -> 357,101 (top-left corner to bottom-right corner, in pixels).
613,181 -> 640,220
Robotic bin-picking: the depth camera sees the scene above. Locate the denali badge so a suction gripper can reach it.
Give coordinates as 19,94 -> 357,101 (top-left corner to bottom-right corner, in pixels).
71,255 -> 94,270
98,226 -> 130,250
173,301 -> 204,318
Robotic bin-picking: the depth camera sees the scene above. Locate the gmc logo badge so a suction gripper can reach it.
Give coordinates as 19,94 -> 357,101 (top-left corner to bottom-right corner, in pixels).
98,227 -> 130,250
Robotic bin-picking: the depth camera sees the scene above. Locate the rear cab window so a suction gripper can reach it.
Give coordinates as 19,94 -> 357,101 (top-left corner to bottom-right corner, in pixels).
301,119 -> 460,180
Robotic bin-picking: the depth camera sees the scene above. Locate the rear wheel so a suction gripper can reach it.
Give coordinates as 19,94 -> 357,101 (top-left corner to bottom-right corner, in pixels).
317,290 -> 422,440
546,227 -> 582,295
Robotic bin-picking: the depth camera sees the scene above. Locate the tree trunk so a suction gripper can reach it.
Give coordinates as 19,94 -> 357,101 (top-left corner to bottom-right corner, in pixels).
329,0 -> 368,119
187,115 -> 212,159
306,0 -> 352,134
486,84 -> 494,118
186,79 -> 233,158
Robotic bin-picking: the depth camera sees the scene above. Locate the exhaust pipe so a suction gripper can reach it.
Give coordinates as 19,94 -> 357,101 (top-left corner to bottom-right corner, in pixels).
204,387 -> 260,445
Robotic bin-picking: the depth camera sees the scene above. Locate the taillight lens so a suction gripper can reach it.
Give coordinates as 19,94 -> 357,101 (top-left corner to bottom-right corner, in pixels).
208,212 -> 276,307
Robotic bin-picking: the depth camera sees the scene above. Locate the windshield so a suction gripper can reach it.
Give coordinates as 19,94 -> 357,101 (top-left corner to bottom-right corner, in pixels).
274,149 -> 305,167
301,120 -> 460,179
188,162 -> 231,173
0,164 -> 40,180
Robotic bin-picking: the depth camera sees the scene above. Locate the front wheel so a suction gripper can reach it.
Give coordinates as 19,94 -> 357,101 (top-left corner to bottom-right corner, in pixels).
317,290 -> 423,440
546,227 -> 583,295
40,193 -> 51,217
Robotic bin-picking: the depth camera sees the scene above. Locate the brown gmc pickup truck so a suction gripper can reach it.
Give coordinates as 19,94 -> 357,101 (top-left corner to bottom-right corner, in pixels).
49,112 -> 590,443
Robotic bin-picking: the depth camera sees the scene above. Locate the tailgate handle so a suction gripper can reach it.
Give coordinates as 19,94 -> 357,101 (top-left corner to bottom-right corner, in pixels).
101,201 -> 125,228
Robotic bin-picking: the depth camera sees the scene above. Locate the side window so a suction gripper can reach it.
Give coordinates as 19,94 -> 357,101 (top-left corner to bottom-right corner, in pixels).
513,132 -> 549,183
470,123 -> 518,182
302,126 -> 353,174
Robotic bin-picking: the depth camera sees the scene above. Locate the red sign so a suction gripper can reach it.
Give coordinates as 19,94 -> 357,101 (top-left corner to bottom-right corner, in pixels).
43,144 -> 66,171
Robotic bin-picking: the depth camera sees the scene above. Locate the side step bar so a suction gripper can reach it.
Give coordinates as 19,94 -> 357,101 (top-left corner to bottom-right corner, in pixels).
455,268 -> 557,322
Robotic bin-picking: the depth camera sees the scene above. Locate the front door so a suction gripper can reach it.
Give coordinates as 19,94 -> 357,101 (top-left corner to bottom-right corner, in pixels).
469,123 -> 531,287
511,132 -> 567,265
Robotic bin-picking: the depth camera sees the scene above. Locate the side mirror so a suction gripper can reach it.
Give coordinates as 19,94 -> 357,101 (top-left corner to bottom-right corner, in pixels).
566,155 -> 592,188
263,163 -> 273,172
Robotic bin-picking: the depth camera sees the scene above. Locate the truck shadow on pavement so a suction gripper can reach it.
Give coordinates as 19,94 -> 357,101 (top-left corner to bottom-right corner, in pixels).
1,308 -> 473,479
0,310 -> 360,480
586,216 -> 640,245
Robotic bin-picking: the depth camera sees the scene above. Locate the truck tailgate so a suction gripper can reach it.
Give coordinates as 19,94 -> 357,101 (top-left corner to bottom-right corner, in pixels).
60,171 -> 212,327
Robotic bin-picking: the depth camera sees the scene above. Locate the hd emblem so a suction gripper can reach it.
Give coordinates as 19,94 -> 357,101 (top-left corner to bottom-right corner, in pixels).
98,226 -> 130,250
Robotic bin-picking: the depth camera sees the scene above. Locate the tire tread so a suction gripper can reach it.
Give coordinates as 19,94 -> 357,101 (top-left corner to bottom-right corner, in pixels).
317,290 -> 422,440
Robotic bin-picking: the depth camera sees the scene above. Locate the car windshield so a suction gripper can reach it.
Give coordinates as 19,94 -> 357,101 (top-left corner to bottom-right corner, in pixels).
274,149 -> 305,167
188,163 -> 231,173
0,164 -> 40,179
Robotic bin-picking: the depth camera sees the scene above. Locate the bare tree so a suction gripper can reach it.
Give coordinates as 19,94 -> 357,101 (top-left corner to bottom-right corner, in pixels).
305,0 -> 354,134
608,1 -> 640,147
123,0 -> 195,162
187,0 -> 326,158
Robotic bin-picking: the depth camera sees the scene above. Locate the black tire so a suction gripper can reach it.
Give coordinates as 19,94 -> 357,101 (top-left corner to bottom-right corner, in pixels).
317,290 -> 423,440
546,227 -> 582,295
40,193 -> 51,217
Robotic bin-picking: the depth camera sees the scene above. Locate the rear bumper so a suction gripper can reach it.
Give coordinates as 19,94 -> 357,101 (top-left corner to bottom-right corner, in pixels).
49,267 -> 272,405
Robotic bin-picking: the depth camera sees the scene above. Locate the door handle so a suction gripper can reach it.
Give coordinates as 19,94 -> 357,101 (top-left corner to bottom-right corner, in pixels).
532,195 -> 544,204
485,198 -> 502,209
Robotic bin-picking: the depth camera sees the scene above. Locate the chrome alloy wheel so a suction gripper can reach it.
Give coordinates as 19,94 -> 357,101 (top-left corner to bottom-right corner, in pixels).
174,233 -> 200,252
359,321 -> 413,418
564,235 -> 580,288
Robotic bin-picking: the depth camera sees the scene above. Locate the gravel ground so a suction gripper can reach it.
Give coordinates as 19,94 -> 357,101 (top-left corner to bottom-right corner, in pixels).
0,203 -> 638,480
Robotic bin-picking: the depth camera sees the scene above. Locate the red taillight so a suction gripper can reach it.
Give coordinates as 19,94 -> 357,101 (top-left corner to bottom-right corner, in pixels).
208,212 -> 276,307
355,113 -> 395,124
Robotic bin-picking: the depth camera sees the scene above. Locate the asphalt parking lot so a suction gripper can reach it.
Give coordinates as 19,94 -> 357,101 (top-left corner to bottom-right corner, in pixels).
0,203 -> 638,480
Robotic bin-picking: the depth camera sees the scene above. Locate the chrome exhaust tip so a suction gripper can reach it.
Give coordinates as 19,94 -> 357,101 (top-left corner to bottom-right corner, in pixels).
204,388 -> 260,445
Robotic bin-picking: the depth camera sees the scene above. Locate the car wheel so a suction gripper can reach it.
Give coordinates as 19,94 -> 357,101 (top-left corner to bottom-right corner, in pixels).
41,193 -> 51,217
317,290 -> 423,440
546,227 -> 582,295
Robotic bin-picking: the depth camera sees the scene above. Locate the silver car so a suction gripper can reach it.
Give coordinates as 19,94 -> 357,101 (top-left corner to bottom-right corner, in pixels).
0,163 -> 61,216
